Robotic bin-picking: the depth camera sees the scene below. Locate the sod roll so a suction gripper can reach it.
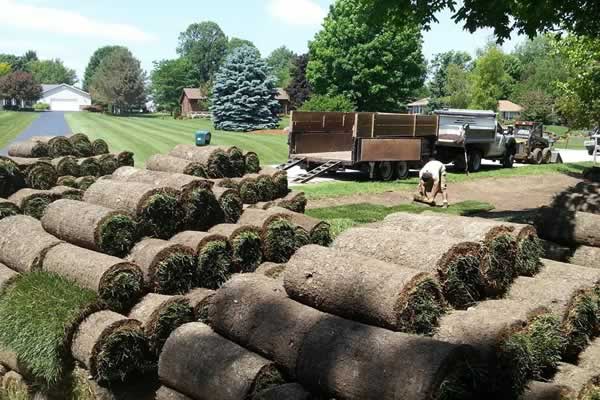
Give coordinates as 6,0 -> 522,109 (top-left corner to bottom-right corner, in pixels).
183,288 -> 215,321
93,154 -> 120,175
31,135 -> 73,158
536,207 -> 600,248
270,207 -> 332,246
209,224 -> 263,273
48,185 -> 83,200
247,173 -> 278,202
274,191 -> 307,214
69,133 -> 93,157
74,175 -> 97,191
146,154 -> 207,177
212,186 -> 242,223
117,151 -> 135,167
155,386 -> 193,400
170,231 -> 233,289
255,383 -> 313,400
0,263 -> 17,293
0,198 -> 20,221
41,199 -> 138,257
127,238 -> 197,294
334,227 -> 483,309
227,146 -> 246,177
219,176 -> 260,204
260,167 -> 288,199
51,156 -> 81,177
159,322 -> 284,400
111,166 -> 212,193
570,245 -> 600,269
5,156 -> 57,190
42,243 -> 144,311
71,310 -> 149,383
91,139 -> 109,155
77,157 -> 102,177
56,175 -> 78,188
67,365 -> 158,400
0,215 -> 62,273
0,157 -> 26,198
7,140 -> 48,158
255,262 -> 286,280
8,188 -> 61,219
129,294 -> 194,357
244,151 -> 261,173
285,245 -> 445,334
84,180 -> 184,239
169,144 -> 232,178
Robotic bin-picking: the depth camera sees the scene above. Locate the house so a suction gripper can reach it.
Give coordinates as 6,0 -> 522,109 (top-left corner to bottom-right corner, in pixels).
498,100 -> 523,121
39,84 -> 91,111
275,88 -> 290,114
180,88 -> 208,117
407,98 -> 430,114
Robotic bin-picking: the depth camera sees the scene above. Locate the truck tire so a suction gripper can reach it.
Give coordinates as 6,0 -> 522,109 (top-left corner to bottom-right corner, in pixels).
468,150 -> 482,172
395,161 -> 410,180
542,148 -> 552,164
376,161 -> 396,181
588,147 -> 595,156
502,153 -> 514,168
531,148 -> 543,164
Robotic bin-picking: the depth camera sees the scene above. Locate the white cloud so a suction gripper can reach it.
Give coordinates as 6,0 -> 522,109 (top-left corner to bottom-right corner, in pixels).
0,0 -> 156,42
267,0 -> 327,26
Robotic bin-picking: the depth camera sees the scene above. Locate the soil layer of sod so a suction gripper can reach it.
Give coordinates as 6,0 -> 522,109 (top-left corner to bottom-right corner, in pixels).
146,154 -> 208,177
8,140 -> 48,158
8,188 -> 62,219
209,224 -> 263,273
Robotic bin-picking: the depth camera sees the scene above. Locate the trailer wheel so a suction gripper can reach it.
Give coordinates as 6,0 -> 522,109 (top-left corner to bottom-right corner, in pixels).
531,148 -> 543,164
468,151 -> 482,172
376,161 -> 396,181
502,153 -> 514,168
542,148 -> 552,164
395,161 -> 409,180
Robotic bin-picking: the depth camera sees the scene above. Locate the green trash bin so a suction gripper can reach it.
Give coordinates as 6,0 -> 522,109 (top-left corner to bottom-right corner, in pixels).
195,130 -> 211,146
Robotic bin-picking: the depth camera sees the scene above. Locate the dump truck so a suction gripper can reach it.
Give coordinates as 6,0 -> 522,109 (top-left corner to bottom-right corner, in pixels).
283,111 -> 439,182
512,121 -> 553,164
434,109 -> 516,172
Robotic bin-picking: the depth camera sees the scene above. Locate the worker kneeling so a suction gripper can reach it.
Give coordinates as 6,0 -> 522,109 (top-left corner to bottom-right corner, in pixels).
416,158 -> 448,208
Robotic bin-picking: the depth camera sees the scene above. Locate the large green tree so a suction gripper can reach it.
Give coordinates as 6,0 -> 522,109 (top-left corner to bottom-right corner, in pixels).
89,48 -> 146,114
228,37 -> 260,57
150,58 -> 196,113
286,54 -> 311,109
267,46 -> 296,88
307,0 -> 426,111
177,21 -> 228,85
0,51 -> 37,72
0,63 -> 11,79
469,46 -> 514,110
0,71 -> 42,105
444,64 -> 471,109
28,59 -> 77,85
429,51 -> 472,100
83,46 -> 127,91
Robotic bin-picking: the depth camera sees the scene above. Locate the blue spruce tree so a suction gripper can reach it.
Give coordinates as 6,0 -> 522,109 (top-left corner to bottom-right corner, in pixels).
211,46 -> 280,131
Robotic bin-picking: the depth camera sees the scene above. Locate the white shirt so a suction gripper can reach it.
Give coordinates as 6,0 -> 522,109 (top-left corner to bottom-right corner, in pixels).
419,160 -> 446,182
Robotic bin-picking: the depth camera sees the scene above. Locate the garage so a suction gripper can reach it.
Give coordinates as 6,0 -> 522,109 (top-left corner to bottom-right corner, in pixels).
38,84 -> 91,112
50,98 -> 81,112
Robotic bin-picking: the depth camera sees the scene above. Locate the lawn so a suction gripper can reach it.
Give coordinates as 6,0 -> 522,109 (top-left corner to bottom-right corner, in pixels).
0,111 -> 39,149
65,113 -> 289,166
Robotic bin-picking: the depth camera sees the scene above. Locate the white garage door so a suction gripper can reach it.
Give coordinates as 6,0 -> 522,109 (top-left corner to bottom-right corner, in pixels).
50,99 -> 80,112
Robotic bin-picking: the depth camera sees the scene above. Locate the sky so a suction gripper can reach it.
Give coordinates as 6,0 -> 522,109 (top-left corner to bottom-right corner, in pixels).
0,0 -> 524,86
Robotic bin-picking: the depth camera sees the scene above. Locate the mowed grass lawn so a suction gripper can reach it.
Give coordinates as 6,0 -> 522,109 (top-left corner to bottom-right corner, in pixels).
0,111 -> 39,149
65,113 -> 288,166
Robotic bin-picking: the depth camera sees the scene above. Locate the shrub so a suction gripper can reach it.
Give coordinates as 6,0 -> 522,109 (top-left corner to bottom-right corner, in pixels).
82,104 -> 104,113
299,94 -> 355,112
33,103 -> 50,111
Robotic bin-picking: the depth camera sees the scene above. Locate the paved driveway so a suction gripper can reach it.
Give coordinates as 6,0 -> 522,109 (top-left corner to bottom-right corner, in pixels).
1,111 -> 71,155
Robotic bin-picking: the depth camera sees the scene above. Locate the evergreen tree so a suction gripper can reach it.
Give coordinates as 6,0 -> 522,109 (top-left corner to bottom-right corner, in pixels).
286,54 -> 311,109
211,46 -> 280,132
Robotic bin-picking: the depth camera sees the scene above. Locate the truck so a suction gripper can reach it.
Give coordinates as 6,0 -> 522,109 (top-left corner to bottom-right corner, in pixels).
512,121 -> 553,164
585,127 -> 600,156
434,109 -> 516,172
284,111 -> 439,182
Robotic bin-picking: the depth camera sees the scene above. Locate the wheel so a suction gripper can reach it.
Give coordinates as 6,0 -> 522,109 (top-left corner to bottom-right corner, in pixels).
376,161 -> 396,181
589,148 -> 595,156
395,161 -> 409,179
531,148 -> 543,164
468,150 -> 482,172
453,155 -> 467,172
542,148 -> 552,164
502,153 -> 514,168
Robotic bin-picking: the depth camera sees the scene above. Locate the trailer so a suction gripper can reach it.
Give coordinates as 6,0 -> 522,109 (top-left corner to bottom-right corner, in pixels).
284,111 -> 439,182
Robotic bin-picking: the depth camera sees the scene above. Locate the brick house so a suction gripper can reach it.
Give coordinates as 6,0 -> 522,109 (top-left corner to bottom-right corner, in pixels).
180,88 -> 208,117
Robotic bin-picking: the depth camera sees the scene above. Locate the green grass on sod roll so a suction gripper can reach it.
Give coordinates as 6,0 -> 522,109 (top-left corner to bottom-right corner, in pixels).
183,162 -> 207,177
117,152 -> 135,167
25,163 -> 57,190
23,195 -> 56,219
98,215 -> 139,258
439,252 -> 484,310
154,253 -> 197,295
255,176 -> 277,202
182,188 -> 222,231
57,176 -> 78,188
562,288 -> 600,361
516,236 -> 544,277
97,155 -> 119,176
0,272 -> 98,386
482,233 -> 517,295
231,231 -> 262,272
54,157 -> 80,177
435,358 -> 485,400
70,134 -> 93,157
99,268 -> 144,312
399,279 -> 446,335
310,223 -> 333,247
75,176 -> 96,191
220,192 -> 243,223
47,137 -> 73,158
239,181 -> 259,204
140,193 -> 184,239
78,158 -> 101,177
0,202 -> 20,220
94,327 -> 148,383
197,241 -> 232,289
228,147 -> 245,177
92,139 -> 109,155
244,153 -> 261,174
263,219 -> 301,263
208,149 -> 232,178
149,301 -> 194,356
0,159 -> 26,198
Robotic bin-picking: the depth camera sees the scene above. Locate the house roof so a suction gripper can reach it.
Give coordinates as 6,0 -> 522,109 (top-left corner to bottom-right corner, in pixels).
408,98 -> 430,107
275,88 -> 289,101
41,83 -> 90,98
498,100 -> 523,112
181,88 -> 207,102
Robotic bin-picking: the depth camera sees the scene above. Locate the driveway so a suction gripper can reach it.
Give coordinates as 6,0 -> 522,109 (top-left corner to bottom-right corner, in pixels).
0,111 -> 71,155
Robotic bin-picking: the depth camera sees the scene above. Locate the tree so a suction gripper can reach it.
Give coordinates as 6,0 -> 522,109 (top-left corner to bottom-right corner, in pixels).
267,46 -> 296,88
469,46 -> 514,110
150,58 -> 196,113
307,0 -> 426,112
89,48 -> 146,114
83,46 -> 127,91
177,22 -> 228,85
286,54 -> 311,109
0,71 -> 42,105
429,51 -> 472,99
28,59 -> 77,85
299,94 -> 355,112
519,90 -> 556,124
228,38 -> 260,57
0,51 -> 37,72
211,46 -> 280,132
0,63 -> 11,78
444,64 -> 471,109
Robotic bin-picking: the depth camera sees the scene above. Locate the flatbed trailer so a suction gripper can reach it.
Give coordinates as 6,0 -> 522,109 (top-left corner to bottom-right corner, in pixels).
286,111 -> 439,181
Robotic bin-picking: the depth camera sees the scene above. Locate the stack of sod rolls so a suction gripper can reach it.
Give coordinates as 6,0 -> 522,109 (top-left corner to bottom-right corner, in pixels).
146,154 -> 208,177
209,224 -> 263,273
158,322 -> 284,400
0,157 -> 26,198
168,145 -> 236,178
215,176 -> 260,205
8,188 -> 62,219
84,179 -> 184,239
2,156 -> 57,190
69,133 -> 94,157
7,139 -> 49,158
333,227 -> 484,309
207,274 -> 484,399
31,136 -> 73,157
0,198 -> 20,221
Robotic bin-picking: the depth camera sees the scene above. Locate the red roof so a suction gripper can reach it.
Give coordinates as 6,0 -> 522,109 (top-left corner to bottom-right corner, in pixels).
180,88 -> 207,102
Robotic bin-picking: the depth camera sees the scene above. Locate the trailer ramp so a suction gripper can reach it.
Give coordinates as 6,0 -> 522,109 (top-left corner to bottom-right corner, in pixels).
292,160 -> 342,184
276,157 -> 306,171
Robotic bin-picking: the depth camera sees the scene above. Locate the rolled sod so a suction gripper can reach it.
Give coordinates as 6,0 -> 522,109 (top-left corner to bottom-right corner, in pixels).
0,272 -> 98,385
0,215 -> 62,273
270,207 -> 332,246
244,151 -> 261,174
42,243 -> 144,311
117,151 -> 135,167
127,238 -> 197,294
0,263 -> 18,294
434,299 -> 566,398
536,207 -> 600,248
56,175 -> 78,188
169,144 -> 232,178
0,157 -> 26,198
227,146 -> 246,177
48,185 -> 83,200
111,166 -> 213,193
77,157 -> 102,177
7,140 -> 48,158
93,154 -> 120,175
8,188 -> 61,219
50,156 -> 81,177
504,222 -> 544,276
31,135 -> 74,158
255,262 -> 286,280
159,322 -> 284,400
71,310 -> 149,383
5,156 -> 57,190
217,176 -> 260,205
146,154 -> 207,177
183,288 -> 215,322
155,386 -> 193,400
209,224 -> 263,272
570,245 -> 600,269
274,191 -> 307,214
239,208 -> 304,263
212,186 -> 242,223
129,294 -> 194,357
255,383 -> 313,400
91,139 -> 109,155
84,180 -> 184,239
334,227 -> 484,309
260,167 -> 289,199
171,231 -> 233,289
67,365 -> 158,400
74,175 -> 96,191
41,199 -> 138,257
69,133 -> 93,157
247,173 -> 278,202
285,245 -> 446,334
0,198 -> 20,221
